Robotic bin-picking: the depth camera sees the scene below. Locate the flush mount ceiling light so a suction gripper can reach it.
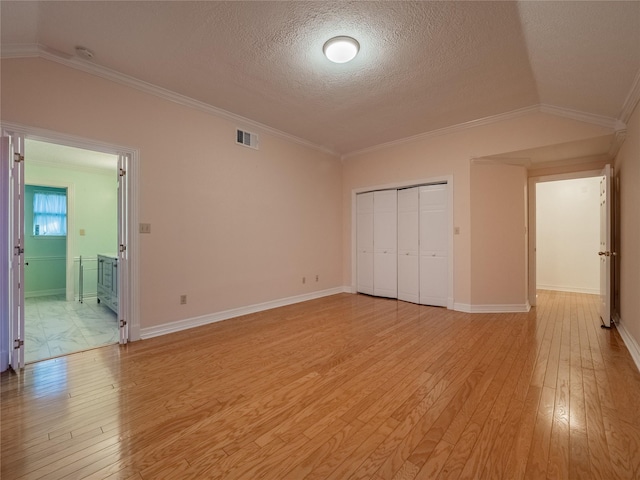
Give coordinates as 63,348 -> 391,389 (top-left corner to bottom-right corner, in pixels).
323,36 -> 360,63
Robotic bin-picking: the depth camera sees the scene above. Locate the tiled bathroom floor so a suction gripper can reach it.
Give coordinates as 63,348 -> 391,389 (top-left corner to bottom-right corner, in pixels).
25,294 -> 119,363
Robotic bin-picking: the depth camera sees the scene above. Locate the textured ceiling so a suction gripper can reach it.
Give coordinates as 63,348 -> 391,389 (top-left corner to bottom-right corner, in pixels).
1,1 -> 639,155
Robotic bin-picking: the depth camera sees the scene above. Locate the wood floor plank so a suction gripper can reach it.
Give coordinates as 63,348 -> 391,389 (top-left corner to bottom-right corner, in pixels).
2,291 -> 639,480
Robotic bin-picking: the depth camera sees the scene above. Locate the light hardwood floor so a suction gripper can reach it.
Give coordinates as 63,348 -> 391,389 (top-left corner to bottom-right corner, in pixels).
2,290 -> 640,479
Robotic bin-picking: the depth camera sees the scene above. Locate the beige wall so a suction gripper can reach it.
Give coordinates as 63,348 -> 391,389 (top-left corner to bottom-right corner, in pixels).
343,113 -> 612,307
614,103 -> 640,348
470,163 -> 528,307
1,57 -> 343,329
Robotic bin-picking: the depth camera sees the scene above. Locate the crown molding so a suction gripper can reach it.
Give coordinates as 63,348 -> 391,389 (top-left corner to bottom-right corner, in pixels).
608,129 -> 627,159
619,68 -> 640,124
538,104 -> 625,131
343,104 -> 623,160
1,44 -> 339,158
3,44 -> 630,161
342,105 -> 541,160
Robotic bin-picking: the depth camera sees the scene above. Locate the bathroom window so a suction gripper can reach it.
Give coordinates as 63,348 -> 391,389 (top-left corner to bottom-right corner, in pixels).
33,191 -> 67,236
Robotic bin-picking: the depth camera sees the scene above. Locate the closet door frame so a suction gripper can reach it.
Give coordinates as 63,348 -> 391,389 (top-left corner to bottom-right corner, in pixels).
350,175 -> 454,309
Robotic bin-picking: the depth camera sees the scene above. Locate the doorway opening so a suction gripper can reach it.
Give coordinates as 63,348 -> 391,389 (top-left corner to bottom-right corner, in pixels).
23,139 -> 120,363
528,166 -> 616,326
535,176 -> 601,295
2,124 -> 139,372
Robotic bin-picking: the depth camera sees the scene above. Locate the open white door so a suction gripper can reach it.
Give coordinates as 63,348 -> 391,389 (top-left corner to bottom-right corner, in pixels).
117,153 -> 129,344
599,164 -> 613,328
7,132 -> 25,369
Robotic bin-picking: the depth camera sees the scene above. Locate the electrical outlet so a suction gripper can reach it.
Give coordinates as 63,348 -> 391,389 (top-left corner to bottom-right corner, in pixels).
79,229 -> 86,236
315,275 -> 319,282
180,294 -> 187,305
302,277 -> 306,284
139,223 -> 151,234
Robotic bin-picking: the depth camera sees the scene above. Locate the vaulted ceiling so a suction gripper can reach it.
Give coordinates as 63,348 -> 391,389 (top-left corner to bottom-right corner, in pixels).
1,1 -> 639,156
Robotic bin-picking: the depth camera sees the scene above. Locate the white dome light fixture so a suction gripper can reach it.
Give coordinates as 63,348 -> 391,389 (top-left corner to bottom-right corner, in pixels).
323,36 -> 360,63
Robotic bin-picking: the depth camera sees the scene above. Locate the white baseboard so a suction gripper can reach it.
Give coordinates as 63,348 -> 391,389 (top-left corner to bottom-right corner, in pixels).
140,287 -> 346,340
616,319 -> 640,373
454,302 -> 531,314
537,284 -> 600,295
25,288 -> 66,298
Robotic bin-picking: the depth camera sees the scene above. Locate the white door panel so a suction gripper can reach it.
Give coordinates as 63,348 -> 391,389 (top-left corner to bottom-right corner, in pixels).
599,164 -> 612,327
420,255 -> 448,307
420,209 -> 447,255
373,190 -> 397,253
117,153 -> 129,344
7,132 -> 25,370
419,184 -> 447,208
398,188 -> 419,254
374,252 -> 397,298
398,254 -> 419,303
357,251 -> 374,295
357,191 -> 374,214
357,212 -> 374,251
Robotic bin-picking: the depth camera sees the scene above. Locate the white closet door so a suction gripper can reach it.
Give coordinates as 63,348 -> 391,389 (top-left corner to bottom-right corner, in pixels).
356,192 -> 374,295
373,190 -> 398,298
420,184 -> 448,306
398,187 -> 419,303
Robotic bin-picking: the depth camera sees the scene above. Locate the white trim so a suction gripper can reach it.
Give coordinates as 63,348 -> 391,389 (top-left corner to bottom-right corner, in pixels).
1,44 -> 337,157
25,288 -> 65,298
3,44 -> 628,161
342,285 -> 355,294
1,122 -> 141,342
350,176 -> 454,309
455,302 -> 531,314
536,284 -> 600,295
619,68 -> 640,124
1,137 -> 10,372
140,287 -> 345,340
342,105 -> 622,160
538,104 -> 625,131
343,106 -> 539,160
616,320 -> 640,373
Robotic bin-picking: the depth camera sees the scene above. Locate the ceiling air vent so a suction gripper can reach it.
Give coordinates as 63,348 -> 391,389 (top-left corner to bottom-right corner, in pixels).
236,129 -> 259,150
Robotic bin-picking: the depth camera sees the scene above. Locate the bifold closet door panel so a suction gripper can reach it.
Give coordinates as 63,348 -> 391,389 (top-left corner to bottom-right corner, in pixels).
420,256 -> 448,307
357,251 -> 374,295
398,187 -> 419,303
419,184 -> 448,306
419,185 -> 448,255
356,192 -> 374,295
373,190 -> 397,298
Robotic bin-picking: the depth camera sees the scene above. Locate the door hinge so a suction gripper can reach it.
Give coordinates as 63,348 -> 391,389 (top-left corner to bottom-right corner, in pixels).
119,244 -> 126,253
14,339 -> 24,349
119,168 -> 126,177
15,245 -> 24,255
120,319 -> 127,328
13,153 -> 24,163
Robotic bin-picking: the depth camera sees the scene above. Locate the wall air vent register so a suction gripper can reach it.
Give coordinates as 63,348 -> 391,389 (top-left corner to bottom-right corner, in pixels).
236,129 -> 259,150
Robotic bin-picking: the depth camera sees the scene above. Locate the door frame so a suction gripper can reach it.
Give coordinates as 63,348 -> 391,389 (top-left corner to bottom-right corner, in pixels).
527,169 -> 602,307
1,122 -> 141,364
350,174 -> 454,309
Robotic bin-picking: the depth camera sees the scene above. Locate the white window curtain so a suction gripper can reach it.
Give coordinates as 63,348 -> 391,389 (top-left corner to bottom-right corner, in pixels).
33,191 -> 67,236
